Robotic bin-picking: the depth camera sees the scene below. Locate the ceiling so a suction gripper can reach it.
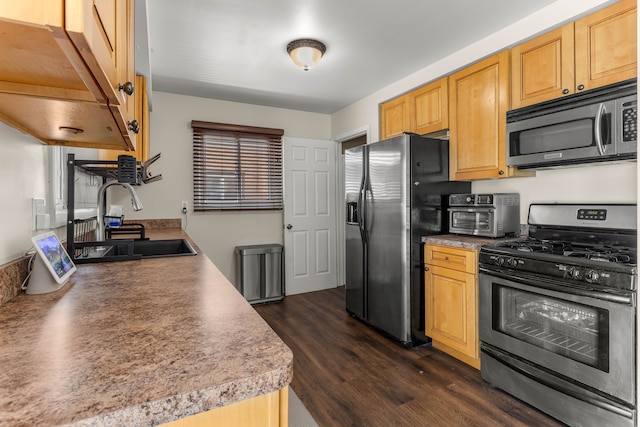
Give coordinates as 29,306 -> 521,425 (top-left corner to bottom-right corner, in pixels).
143,0 -> 563,114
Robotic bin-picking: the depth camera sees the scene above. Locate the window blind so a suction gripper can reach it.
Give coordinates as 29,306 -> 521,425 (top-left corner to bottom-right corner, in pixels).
192,121 -> 284,211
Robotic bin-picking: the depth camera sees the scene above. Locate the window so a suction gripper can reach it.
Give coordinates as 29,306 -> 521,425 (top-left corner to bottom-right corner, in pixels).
48,146 -> 100,228
192,121 -> 284,211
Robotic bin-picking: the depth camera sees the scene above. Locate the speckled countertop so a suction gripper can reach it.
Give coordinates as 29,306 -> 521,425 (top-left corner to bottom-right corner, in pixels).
421,233 -> 527,249
0,228 -> 293,427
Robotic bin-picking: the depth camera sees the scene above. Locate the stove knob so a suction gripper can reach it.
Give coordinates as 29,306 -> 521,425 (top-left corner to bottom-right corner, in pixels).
568,266 -> 581,279
496,256 -> 505,267
506,257 -> 518,268
585,270 -> 600,283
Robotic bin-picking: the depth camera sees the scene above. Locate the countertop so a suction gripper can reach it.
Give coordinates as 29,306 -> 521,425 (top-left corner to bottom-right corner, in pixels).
422,233 -> 527,249
0,228 -> 293,426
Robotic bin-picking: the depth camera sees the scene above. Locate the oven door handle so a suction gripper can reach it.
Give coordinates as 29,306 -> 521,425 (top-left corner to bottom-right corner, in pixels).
481,344 -> 636,420
479,267 -> 635,306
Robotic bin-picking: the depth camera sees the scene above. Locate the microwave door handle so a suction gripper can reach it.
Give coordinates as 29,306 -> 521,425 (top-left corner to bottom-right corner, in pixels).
595,103 -> 606,156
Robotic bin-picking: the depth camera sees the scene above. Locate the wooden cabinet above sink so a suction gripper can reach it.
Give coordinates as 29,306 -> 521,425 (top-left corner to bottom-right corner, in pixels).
0,0 -> 137,150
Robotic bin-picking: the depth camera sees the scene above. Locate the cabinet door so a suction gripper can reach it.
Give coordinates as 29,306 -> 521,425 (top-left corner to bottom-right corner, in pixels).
408,77 -> 448,135
511,24 -> 575,109
425,264 -> 478,360
65,0 -> 136,148
99,75 -> 149,162
110,0 -> 137,145
424,244 -> 476,274
448,51 -> 513,180
575,0 -> 637,91
379,95 -> 409,140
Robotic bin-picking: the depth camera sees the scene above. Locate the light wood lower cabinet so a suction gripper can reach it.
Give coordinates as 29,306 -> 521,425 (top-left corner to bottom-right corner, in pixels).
424,244 -> 479,369
161,387 -> 288,427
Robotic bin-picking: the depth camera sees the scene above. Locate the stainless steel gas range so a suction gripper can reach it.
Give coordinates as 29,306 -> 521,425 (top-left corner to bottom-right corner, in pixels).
479,203 -> 637,427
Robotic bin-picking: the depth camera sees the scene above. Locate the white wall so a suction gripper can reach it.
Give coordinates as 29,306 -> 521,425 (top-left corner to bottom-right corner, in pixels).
119,92 -> 332,282
473,162 -> 637,221
0,124 -> 47,265
330,0 -> 637,221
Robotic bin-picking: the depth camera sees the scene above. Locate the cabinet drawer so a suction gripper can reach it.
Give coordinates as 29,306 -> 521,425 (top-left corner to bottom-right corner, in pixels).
424,244 -> 477,274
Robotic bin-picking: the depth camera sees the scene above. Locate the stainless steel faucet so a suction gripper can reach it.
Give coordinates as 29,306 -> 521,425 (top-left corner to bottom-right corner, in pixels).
96,181 -> 143,241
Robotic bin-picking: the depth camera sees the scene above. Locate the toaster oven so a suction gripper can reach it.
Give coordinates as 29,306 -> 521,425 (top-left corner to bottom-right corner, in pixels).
448,193 -> 520,238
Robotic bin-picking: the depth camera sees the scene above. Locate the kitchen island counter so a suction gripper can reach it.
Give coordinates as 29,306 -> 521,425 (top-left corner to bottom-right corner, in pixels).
0,228 -> 292,426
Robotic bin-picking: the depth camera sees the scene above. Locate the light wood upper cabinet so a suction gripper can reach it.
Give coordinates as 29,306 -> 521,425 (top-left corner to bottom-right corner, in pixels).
512,0 -> 637,109
424,244 -> 479,369
0,0 -> 136,150
449,51 -> 531,180
100,75 -> 149,163
511,24 -> 575,109
65,0 -> 137,145
574,0 -> 637,91
408,77 -> 448,136
379,95 -> 409,140
380,77 -> 449,140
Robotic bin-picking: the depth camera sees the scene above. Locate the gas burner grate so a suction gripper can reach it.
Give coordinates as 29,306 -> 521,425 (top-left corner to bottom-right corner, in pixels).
495,239 -> 637,265
566,250 -> 635,264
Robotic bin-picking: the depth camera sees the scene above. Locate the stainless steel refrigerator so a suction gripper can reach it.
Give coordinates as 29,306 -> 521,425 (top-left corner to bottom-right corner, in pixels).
345,133 -> 470,346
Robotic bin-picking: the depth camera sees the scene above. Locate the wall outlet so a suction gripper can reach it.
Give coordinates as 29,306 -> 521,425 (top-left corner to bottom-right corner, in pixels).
32,198 -> 46,230
181,201 -> 188,213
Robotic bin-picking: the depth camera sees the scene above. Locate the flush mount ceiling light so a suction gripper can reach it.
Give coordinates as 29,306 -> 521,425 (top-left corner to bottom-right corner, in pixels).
286,39 -> 326,71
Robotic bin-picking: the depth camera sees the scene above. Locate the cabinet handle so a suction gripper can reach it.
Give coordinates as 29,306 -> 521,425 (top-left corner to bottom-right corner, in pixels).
498,170 -> 504,175
128,120 -> 140,134
562,88 -> 570,94
423,266 -> 429,272
118,81 -> 135,96
577,84 -> 585,91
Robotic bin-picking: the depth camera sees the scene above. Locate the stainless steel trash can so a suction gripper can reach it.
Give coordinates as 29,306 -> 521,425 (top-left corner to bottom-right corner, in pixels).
235,244 -> 283,304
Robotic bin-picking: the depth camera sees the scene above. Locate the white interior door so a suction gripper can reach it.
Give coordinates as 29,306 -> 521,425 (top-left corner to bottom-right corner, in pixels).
283,137 -> 338,295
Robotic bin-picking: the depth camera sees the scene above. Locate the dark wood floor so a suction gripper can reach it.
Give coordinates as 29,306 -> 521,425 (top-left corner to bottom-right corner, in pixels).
254,286 -> 564,427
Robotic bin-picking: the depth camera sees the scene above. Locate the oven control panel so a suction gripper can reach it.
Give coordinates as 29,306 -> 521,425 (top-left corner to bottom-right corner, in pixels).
485,253 -> 606,283
480,251 -> 633,290
449,193 -> 519,207
577,208 -> 607,221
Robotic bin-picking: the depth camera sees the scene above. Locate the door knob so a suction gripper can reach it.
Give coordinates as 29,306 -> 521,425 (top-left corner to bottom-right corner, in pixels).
286,224 -> 293,230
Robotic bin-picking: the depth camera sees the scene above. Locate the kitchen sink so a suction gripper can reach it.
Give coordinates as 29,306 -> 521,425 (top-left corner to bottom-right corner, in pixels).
102,238 -> 197,259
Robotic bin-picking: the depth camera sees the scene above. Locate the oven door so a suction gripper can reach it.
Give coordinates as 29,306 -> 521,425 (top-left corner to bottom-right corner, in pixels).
479,268 -> 635,405
448,208 -> 495,237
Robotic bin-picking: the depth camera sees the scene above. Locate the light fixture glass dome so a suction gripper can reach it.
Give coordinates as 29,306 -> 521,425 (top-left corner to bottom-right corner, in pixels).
287,39 -> 326,71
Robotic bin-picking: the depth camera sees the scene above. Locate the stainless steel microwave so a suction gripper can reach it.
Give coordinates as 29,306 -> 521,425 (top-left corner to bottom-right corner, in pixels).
507,79 -> 637,169
448,193 -> 520,238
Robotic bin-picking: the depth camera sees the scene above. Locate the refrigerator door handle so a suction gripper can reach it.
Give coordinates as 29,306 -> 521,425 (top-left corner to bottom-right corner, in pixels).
364,188 -> 373,232
358,187 -> 366,241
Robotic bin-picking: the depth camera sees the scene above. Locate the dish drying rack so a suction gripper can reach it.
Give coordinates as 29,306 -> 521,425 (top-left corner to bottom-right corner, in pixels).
74,152 -> 163,184
72,216 -> 98,258
66,152 -> 160,263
